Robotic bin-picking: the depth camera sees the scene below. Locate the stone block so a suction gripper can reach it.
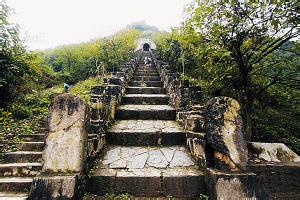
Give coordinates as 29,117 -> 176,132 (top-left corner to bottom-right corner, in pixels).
162,169 -> 206,198
116,169 -> 162,196
43,94 -> 89,173
186,114 -> 205,132
29,174 -> 84,200
186,133 -> 207,168
205,97 -> 248,171
88,169 -> 116,195
250,162 -> 300,198
206,168 -> 267,200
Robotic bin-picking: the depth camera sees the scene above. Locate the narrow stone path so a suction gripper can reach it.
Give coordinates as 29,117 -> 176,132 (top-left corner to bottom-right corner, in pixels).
89,63 -> 205,198
0,129 -> 45,199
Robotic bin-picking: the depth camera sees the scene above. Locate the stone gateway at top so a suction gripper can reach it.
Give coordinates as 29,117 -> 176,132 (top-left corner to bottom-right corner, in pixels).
135,38 -> 156,52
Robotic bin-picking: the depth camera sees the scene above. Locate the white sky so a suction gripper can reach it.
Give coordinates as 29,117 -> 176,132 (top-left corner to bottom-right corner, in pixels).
7,0 -> 190,50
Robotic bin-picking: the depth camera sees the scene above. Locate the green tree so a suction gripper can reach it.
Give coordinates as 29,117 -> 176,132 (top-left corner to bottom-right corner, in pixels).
156,2 -> 299,141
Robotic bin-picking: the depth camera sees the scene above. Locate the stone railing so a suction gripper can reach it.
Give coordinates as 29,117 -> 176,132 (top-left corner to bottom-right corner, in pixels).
88,62 -> 136,160
155,60 -> 207,167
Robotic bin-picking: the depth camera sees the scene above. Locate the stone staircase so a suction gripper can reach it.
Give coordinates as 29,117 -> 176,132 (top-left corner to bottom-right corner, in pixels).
88,63 -> 206,198
0,130 -> 45,199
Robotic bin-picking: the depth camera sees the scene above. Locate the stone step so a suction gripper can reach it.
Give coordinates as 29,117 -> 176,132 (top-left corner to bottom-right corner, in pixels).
135,67 -> 157,72
133,76 -> 160,81
11,142 -> 44,151
130,81 -> 162,87
0,192 -> 29,200
122,94 -> 169,105
19,134 -> 45,142
116,105 -> 176,120
0,163 -> 42,177
88,146 -> 205,198
134,72 -> 159,76
0,177 -> 32,192
126,87 -> 165,94
3,151 -> 43,163
107,120 -> 186,146
135,70 -> 158,73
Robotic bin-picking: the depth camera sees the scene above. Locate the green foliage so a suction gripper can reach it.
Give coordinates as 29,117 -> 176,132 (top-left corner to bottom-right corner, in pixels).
0,76 -> 101,152
199,194 -> 209,200
104,193 -> 131,200
42,29 -> 140,83
69,77 -> 102,103
155,2 -> 299,153
0,1 -> 58,106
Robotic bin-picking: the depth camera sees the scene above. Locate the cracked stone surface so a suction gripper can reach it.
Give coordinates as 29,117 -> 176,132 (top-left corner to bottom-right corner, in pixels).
109,120 -> 184,133
98,146 -> 195,170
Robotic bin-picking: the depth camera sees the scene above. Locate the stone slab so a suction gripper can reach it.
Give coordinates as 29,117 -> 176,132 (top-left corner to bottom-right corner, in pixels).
30,174 -> 84,200
3,151 -> 42,163
116,105 -> 176,120
133,76 -> 161,81
126,87 -> 165,94
89,146 -> 205,198
107,120 -> 186,146
0,177 -> 32,192
163,168 -> 205,198
122,94 -> 169,105
0,163 -> 42,177
43,94 -> 89,173
248,142 -> 300,162
131,81 -> 162,87
206,168 -> 267,200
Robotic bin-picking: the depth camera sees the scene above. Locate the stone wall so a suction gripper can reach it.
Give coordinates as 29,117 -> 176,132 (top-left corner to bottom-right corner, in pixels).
30,94 -> 90,199
88,62 -> 136,160
155,60 -> 207,169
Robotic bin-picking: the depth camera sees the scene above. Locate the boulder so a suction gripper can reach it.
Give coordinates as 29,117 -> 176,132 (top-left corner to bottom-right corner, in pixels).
205,97 -> 248,171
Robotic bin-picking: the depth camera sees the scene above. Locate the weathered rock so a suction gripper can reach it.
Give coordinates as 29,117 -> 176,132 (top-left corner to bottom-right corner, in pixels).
205,97 -> 248,171
29,175 -> 84,200
43,94 -> 89,173
248,142 -> 300,162
30,94 -> 89,200
186,132 -> 207,168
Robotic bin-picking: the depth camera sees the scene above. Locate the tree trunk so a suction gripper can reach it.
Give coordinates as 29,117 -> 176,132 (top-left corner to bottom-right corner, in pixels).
245,95 -> 253,141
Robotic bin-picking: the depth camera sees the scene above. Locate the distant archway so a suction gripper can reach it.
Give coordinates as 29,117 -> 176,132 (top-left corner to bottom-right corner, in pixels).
143,43 -> 150,51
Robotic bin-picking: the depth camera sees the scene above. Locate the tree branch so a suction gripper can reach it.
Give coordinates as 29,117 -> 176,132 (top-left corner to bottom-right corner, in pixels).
254,68 -> 283,98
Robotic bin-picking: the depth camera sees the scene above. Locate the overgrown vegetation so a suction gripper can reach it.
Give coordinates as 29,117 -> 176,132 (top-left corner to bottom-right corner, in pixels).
0,77 -> 101,154
154,1 -> 299,153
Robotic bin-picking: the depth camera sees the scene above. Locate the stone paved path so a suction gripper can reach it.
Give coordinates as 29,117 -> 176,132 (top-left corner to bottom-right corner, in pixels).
89,62 -> 205,198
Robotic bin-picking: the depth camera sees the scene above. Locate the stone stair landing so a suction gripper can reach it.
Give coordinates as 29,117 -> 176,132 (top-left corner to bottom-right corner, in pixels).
89,146 -> 205,198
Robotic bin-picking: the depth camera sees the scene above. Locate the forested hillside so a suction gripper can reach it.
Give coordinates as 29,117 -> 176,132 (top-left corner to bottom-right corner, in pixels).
154,2 -> 299,153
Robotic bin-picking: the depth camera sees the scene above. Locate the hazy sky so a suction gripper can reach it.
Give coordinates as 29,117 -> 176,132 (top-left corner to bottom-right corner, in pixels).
7,0 -> 190,50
